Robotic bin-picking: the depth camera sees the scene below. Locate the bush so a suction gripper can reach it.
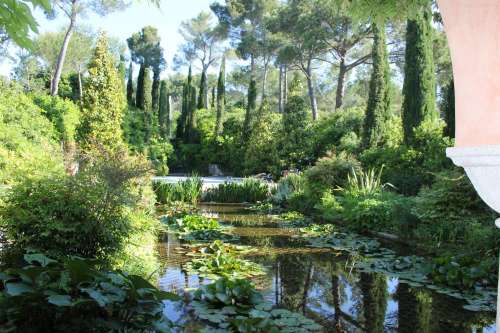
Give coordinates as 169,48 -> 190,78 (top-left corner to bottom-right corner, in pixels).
204,178 -> 269,203
153,175 -> 203,205
412,169 -> 498,249
0,253 -> 178,332
304,150 -> 361,199
0,148 -> 155,260
271,173 -> 306,205
0,82 -> 64,187
32,94 -> 80,144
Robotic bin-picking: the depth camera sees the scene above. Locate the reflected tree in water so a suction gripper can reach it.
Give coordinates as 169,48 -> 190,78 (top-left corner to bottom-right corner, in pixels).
360,272 -> 388,333
396,284 -> 432,333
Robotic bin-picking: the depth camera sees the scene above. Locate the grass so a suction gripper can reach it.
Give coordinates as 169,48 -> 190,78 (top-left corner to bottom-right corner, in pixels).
153,174 -> 203,205
203,178 -> 269,203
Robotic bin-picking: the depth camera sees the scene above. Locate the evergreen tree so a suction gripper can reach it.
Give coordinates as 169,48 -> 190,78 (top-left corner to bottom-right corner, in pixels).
126,62 -> 134,105
135,63 -> 145,109
362,22 -> 392,148
401,3 -> 437,145
176,82 -> 188,141
158,80 -> 170,140
243,78 -> 257,143
78,33 -> 126,151
143,67 -> 153,143
211,86 -> 216,109
186,85 -> 197,143
215,57 -> 225,138
281,73 -> 310,169
152,70 -> 160,112
442,78 -> 455,138
197,70 -> 207,109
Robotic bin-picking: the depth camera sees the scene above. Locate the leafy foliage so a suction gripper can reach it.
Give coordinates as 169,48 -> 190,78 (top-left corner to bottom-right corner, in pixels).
191,277 -> 322,333
204,178 -> 269,203
154,175 -> 203,205
0,253 -> 178,332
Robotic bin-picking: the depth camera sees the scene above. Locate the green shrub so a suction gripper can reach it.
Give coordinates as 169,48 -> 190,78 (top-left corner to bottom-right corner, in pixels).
153,175 -> 203,205
0,82 -> 64,187
32,94 -> 80,144
0,253 -> 178,332
304,150 -> 361,199
204,178 -> 269,203
1,148 -> 155,259
163,213 -> 220,233
271,173 -> 306,205
147,137 -> 173,176
412,169 -> 498,248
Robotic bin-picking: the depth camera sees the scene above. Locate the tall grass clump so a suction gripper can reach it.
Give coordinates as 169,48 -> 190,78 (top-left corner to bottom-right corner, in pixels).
204,178 -> 269,203
154,175 -> 203,205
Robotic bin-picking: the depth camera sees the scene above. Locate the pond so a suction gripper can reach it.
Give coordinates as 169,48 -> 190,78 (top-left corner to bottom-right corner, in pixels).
156,204 -> 496,333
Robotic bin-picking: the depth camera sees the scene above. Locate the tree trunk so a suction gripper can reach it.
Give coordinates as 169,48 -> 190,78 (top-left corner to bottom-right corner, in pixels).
335,58 -> 347,110
278,64 -> 284,113
203,69 -> 209,109
167,95 -> 172,138
306,60 -> 318,120
51,0 -> 77,96
284,66 -> 288,105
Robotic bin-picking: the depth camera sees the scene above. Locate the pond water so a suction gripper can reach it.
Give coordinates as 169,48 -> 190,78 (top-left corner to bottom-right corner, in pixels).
156,204 -> 496,333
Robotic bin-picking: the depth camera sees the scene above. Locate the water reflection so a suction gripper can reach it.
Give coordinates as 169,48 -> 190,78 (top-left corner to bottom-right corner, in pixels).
157,205 -> 496,332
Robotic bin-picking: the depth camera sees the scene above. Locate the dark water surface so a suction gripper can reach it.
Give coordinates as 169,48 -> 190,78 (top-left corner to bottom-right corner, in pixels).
157,204 -> 496,333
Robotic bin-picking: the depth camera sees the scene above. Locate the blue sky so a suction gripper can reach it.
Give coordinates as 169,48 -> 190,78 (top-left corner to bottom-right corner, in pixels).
0,0 -> 215,76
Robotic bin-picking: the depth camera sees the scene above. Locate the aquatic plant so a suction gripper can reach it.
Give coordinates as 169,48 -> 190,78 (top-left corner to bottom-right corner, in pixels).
299,223 -> 337,236
204,178 -> 269,203
184,241 -> 265,280
191,277 -> 322,333
0,253 -> 178,332
154,175 -> 203,205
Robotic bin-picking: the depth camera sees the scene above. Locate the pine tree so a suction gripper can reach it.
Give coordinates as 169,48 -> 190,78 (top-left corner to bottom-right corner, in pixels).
126,62 -> 134,105
401,3 -> 437,145
243,78 -> 257,143
442,78 -> 455,138
197,70 -> 207,109
78,33 -> 126,151
135,63 -> 145,109
215,57 -> 225,138
143,67 -> 153,143
158,80 -> 169,140
362,22 -> 392,148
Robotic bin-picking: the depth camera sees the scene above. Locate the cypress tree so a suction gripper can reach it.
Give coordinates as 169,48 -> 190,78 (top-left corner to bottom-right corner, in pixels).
158,80 -> 169,140
143,67 -> 153,143
442,78 -> 455,138
78,33 -> 126,151
198,70 -> 207,109
363,22 -> 392,148
135,63 -> 145,109
176,82 -> 188,140
185,85 -> 197,143
211,86 -> 216,109
401,2 -> 437,145
243,78 -> 257,143
152,70 -> 160,112
126,62 -> 134,105
215,57 -> 225,138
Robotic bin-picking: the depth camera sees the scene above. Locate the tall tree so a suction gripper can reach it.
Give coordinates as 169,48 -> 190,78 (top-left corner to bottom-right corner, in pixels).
314,1 -> 372,109
197,70 -> 207,109
126,61 -> 134,104
270,0 -> 329,120
176,11 -> 225,109
50,0 -> 129,96
441,78 -> 455,139
243,78 -> 257,143
401,2 -> 437,145
211,86 -> 216,109
135,63 -> 146,109
143,67 -> 153,143
360,273 -> 388,333
127,26 -> 165,110
362,22 -> 391,148
214,57 -> 225,137
158,80 -> 171,140
78,33 -> 125,150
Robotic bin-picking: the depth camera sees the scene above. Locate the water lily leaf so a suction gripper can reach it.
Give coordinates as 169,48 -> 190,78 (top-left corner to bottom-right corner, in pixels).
5,282 -> 34,296
47,294 -> 73,307
24,253 -> 57,267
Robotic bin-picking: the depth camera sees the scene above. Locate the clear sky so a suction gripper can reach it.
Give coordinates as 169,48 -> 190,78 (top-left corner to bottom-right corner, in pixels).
0,0 -> 215,77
